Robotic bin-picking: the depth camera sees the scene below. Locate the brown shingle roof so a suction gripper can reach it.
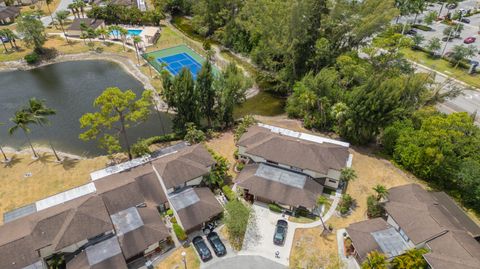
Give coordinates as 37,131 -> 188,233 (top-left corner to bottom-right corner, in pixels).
0,236 -> 40,269
173,188 -> 223,232
0,6 -> 20,20
346,218 -> 392,261
67,251 -> 128,269
67,18 -> 104,31
135,172 -> 168,205
424,231 -> 480,269
100,182 -> 145,215
238,126 -> 349,175
152,144 -> 214,189
117,206 -> 169,259
236,164 -> 324,208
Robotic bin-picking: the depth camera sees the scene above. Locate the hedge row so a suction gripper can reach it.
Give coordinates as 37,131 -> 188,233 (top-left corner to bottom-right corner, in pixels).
143,133 -> 182,146
268,203 -> 283,213
173,223 -> 187,241
222,185 -> 237,201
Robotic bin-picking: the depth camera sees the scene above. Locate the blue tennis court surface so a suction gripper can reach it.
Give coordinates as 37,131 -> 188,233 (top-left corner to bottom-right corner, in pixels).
157,52 -> 203,80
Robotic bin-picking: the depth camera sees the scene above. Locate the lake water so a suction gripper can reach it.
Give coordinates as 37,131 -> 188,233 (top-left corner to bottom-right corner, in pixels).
0,60 -> 172,157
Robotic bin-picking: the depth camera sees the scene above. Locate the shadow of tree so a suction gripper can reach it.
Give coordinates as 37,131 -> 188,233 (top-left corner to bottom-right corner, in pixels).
28,153 -> 53,165
3,155 -> 21,168
59,157 -> 79,170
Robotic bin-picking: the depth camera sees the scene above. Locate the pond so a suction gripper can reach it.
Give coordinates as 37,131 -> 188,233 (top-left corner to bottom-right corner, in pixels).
0,60 -> 172,157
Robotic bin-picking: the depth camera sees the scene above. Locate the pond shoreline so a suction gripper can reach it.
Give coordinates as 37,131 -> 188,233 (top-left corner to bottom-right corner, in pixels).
0,52 -> 170,111
2,146 -> 89,160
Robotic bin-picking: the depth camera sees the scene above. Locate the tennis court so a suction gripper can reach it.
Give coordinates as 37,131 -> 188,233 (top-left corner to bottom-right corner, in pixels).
143,44 -> 214,80
157,52 -> 202,79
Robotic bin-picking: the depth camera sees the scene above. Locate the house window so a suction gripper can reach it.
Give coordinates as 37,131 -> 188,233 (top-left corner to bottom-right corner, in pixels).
328,179 -> 337,183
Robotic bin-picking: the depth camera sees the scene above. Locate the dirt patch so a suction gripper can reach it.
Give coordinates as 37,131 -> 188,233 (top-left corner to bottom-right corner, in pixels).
155,246 -> 200,269
206,131 -> 237,177
0,152 -> 108,224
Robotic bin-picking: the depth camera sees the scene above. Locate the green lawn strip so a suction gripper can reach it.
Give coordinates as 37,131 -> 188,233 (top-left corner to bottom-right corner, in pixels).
401,48 -> 480,89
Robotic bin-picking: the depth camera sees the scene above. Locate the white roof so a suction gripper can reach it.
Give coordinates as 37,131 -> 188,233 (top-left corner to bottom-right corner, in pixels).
258,123 -> 350,148
35,183 -> 96,211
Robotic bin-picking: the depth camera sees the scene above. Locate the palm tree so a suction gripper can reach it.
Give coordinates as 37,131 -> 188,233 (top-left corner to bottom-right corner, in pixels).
2,29 -> 18,50
96,27 -> 108,44
67,3 -> 78,19
108,25 -> 119,40
373,184 -> 389,201
119,27 -> 128,52
361,251 -> 388,269
74,0 -> 86,18
0,122 -> 10,162
45,0 -> 56,29
391,248 -> 428,269
0,29 -> 8,53
9,110 -> 38,158
25,98 -> 61,162
133,35 -> 142,65
55,10 -> 70,44
340,167 -> 357,183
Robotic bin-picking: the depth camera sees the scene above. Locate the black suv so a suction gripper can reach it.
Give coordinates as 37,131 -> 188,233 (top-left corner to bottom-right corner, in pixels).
192,236 -> 212,262
273,219 -> 288,246
207,232 -> 227,257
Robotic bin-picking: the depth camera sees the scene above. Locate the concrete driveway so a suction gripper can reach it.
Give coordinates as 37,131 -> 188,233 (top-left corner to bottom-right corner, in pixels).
240,202 -> 295,266
204,255 -> 287,269
187,227 -> 237,269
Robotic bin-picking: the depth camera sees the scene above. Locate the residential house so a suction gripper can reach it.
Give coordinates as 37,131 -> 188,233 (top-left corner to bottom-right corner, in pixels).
236,124 -> 351,213
66,18 -> 105,37
0,5 -> 20,24
345,184 -> 480,269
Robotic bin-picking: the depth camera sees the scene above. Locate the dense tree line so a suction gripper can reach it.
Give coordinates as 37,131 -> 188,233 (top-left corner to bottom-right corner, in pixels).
161,61 -> 251,131
382,109 -> 480,212
87,5 -> 164,25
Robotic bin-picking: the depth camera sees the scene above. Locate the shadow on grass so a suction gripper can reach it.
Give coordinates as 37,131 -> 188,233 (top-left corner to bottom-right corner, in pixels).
3,155 -> 21,168
59,157 -> 79,170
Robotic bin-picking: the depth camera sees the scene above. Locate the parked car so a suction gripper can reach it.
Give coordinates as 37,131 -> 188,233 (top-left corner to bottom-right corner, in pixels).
464,37 -> 476,44
207,232 -> 227,257
273,219 -> 288,246
192,236 -> 212,262
461,18 -> 471,24
0,36 -> 9,43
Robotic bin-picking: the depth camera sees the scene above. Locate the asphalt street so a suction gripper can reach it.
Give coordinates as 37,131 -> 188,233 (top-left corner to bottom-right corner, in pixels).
204,255 -> 287,269
40,0 -> 74,26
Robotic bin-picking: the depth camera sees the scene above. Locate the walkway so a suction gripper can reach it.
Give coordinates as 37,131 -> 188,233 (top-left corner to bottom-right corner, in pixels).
40,0 -> 74,26
337,228 -> 360,269
204,255 -> 287,269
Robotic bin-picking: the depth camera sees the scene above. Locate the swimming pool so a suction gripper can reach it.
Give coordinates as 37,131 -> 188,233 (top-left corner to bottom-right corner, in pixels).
110,29 -> 142,38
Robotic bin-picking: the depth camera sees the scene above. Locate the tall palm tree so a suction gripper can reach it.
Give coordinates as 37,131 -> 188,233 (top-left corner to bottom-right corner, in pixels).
55,10 -> 70,44
361,251 -> 388,269
119,27 -> 128,52
391,248 -> 428,269
96,27 -> 108,44
0,30 -> 8,53
67,3 -> 78,19
25,98 -> 61,162
74,0 -> 86,18
2,29 -> 18,50
45,0 -> 56,29
133,35 -> 142,65
373,184 -> 389,201
0,122 -> 10,162
9,110 -> 38,158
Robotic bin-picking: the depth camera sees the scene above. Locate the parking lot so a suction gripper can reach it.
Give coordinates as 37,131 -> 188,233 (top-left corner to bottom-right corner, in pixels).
239,202 -> 296,266
399,1 -> 480,63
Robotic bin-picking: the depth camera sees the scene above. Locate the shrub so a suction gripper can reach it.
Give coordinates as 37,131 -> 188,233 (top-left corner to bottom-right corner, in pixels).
173,223 -> 187,241
184,122 -> 206,144
367,195 -> 384,218
24,52 -> 39,64
131,139 -> 151,158
166,209 -> 174,217
143,133 -> 181,145
338,194 -> 354,215
170,217 -> 177,224
234,115 -> 257,141
233,149 -> 239,159
268,203 -> 283,213
411,24 -> 432,31
236,162 -> 245,171
222,185 -> 236,201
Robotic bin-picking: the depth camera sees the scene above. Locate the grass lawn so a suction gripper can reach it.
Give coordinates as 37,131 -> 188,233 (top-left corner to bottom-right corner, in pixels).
0,152 -> 108,224
171,16 -> 206,43
155,246 -> 200,269
401,48 -> 480,88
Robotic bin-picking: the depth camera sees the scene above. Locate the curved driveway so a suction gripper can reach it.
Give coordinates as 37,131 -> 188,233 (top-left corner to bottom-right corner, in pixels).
204,255 -> 287,269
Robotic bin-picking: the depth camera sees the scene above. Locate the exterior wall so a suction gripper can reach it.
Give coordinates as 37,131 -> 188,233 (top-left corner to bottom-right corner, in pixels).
39,245 -> 54,258
59,239 -> 89,254
66,29 -> 82,37
185,176 -> 203,187
324,178 -> 339,189
144,242 -> 159,254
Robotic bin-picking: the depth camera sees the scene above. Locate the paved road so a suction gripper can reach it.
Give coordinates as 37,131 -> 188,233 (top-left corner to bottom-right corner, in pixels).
40,0 -> 74,26
204,255 -> 287,269
412,62 -> 480,125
